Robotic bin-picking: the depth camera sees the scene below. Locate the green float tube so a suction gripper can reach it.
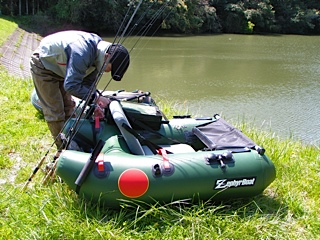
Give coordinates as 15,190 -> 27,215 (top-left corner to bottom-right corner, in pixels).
56,101 -> 276,208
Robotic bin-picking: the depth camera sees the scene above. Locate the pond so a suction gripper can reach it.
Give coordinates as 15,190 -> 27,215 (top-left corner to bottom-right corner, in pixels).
101,34 -> 320,145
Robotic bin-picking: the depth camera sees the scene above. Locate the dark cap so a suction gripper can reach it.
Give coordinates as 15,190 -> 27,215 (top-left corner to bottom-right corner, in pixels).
108,44 -> 130,81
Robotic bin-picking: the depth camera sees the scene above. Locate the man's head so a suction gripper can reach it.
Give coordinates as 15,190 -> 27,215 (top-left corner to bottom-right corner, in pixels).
97,41 -> 130,81
107,44 -> 130,81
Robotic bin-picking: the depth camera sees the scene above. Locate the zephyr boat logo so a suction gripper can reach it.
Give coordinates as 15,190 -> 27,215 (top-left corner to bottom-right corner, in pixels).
214,177 -> 256,189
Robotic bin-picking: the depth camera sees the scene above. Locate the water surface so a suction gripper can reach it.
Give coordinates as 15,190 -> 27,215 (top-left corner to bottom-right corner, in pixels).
101,34 -> 320,145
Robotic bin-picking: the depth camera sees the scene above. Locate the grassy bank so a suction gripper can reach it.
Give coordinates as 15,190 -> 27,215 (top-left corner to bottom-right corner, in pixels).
1,18 -> 319,239
0,16 -> 18,48
1,67 -> 319,240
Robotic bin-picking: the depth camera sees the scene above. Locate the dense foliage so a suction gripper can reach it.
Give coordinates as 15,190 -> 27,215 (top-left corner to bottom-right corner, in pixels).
0,16 -> 320,240
1,0 -> 320,35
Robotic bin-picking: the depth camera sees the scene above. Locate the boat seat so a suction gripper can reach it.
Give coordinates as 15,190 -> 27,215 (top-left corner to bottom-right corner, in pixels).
109,100 -> 195,156
142,144 -> 195,155
109,100 -> 145,155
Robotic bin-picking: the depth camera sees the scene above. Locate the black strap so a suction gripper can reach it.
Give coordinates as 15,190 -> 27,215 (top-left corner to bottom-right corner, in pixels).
73,132 -> 94,152
128,115 -> 180,145
90,119 -> 97,146
121,123 -> 172,155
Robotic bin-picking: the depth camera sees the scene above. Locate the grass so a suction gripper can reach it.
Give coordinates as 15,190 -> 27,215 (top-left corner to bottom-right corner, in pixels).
0,16 -> 18,46
0,17 -> 320,239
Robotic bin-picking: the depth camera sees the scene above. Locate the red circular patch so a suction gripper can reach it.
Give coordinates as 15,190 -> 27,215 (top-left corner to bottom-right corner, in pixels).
118,169 -> 149,198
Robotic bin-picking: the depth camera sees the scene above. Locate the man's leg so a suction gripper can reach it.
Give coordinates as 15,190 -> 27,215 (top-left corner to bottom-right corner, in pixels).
30,53 -> 67,149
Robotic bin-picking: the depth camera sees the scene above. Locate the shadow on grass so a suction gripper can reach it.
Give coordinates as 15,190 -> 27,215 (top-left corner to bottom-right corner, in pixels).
35,111 -> 44,120
66,190 -> 285,231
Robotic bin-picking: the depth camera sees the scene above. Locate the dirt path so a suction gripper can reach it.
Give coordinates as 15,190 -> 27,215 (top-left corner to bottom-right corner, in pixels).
0,28 -> 41,79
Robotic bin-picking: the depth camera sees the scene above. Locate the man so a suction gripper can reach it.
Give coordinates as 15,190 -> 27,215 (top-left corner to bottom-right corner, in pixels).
30,30 -> 130,149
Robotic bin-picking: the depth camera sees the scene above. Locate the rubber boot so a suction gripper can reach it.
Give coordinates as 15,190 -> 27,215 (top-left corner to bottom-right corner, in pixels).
47,121 -> 65,149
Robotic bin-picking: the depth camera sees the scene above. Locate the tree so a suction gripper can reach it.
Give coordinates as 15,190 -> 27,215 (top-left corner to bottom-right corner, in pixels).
1,0 -> 320,34
224,2 -> 247,33
243,1 -> 276,33
160,0 -> 221,34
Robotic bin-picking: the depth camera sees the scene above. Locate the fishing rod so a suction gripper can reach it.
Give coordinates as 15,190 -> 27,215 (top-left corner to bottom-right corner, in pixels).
24,0 -> 144,189
62,0 -> 144,150
22,97 -> 87,190
119,0 -> 143,42
22,138 -> 58,190
128,1 -> 168,40
95,0 -> 145,91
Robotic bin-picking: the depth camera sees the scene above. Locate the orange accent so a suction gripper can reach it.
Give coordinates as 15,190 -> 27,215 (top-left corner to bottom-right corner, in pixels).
157,148 -> 170,170
97,160 -> 104,172
118,169 -> 149,198
96,154 -> 104,172
57,62 -> 67,66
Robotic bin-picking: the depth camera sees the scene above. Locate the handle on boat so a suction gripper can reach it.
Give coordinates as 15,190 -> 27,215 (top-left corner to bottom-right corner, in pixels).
123,91 -> 151,102
75,139 -> 105,194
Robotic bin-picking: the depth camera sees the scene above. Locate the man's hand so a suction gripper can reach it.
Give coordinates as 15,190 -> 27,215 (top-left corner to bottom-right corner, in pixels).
97,96 -> 111,108
94,96 -> 111,118
94,102 -> 105,119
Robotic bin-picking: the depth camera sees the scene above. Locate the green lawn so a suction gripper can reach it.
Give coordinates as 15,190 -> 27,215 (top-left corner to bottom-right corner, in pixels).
0,16 -> 319,240
0,17 -> 17,46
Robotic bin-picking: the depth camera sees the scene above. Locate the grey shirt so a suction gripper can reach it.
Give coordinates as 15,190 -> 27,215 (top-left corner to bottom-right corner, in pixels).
36,30 -> 111,99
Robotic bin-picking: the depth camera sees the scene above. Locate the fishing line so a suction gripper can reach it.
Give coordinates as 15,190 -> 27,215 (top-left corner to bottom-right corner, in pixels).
118,0 -> 143,43
120,0 -> 157,44
112,1 -> 133,45
128,2 -> 172,59
98,1 -> 168,96
97,0 -> 145,88
97,1 -> 158,95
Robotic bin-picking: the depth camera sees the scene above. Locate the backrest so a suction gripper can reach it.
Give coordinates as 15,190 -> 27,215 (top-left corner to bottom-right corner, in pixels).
109,101 -> 145,155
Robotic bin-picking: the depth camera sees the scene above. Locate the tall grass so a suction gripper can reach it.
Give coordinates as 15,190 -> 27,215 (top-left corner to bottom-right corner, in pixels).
1,19 -> 319,239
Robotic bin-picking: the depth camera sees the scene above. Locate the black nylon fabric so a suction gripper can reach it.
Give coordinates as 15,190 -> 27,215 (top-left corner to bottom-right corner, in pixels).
192,118 -> 257,150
